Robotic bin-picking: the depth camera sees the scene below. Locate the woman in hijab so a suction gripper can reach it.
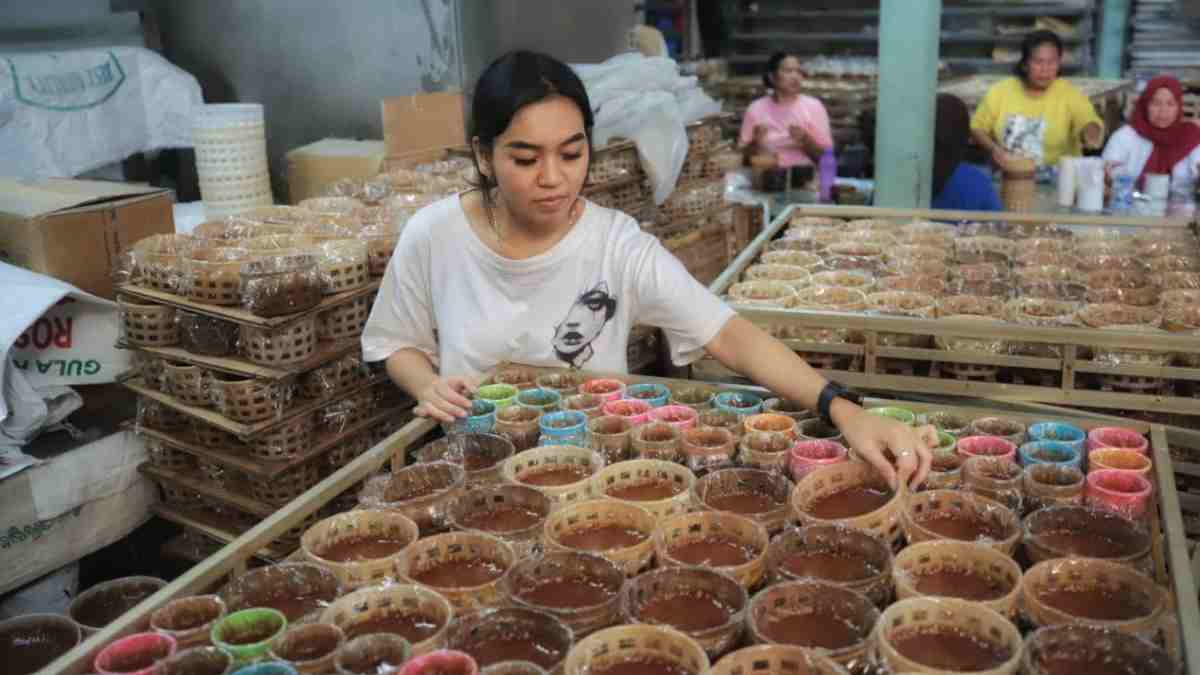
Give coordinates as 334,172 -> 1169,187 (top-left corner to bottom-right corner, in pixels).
1103,75 -> 1200,192
932,94 -> 1002,211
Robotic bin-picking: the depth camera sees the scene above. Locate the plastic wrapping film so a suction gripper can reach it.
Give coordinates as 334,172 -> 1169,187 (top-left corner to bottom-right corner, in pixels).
883,244 -> 952,269
296,214 -> 361,242
743,264 -> 812,290
208,372 -> 295,424
248,413 -> 315,461
823,241 -> 884,273
658,179 -> 723,223
318,389 -> 376,435
948,263 -> 1011,298
239,253 -> 323,317
865,291 -> 938,347
131,234 -> 196,293
760,250 -> 824,270
181,246 -> 251,306
298,196 -> 366,217
875,274 -> 947,297
361,462 -> 466,535
315,239 -> 369,295
192,217 -> 264,242
1020,557 -> 1165,640
1022,624 -> 1176,675
808,270 -> 876,293
1163,303 -> 1200,367
136,396 -> 188,433
899,219 -> 956,248
1077,252 -> 1142,273
300,353 -> 371,399
238,317 -> 318,367
118,297 -> 178,347
1015,248 -> 1082,268
1005,298 -> 1079,357
771,286 -> 869,343
954,235 -> 1016,265
843,218 -> 896,234
959,456 -> 1025,515
872,597 -> 1023,675
788,215 -> 844,228
1084,270 -> 1159,307
177,310 -> 239,357
1023,463 -> 1085,512
1077,304 -> 1168,366
1149,254 -> 1200,273
936,295 -> 1009,353
726,280 -> 798,307
362,222 -> 404,276
162,361 -> 212,407
590,144 -> 641,184
1154,271 -> 1200,291
1013,266 -> 1086,302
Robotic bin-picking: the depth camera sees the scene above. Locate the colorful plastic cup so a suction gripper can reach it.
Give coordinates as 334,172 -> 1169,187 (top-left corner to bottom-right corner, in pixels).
623,383 -> 670,408
538,410 -> 589,446
1087,427 -> 1149,455
233,663 -> 298,675
1089,448 -> 1153,477
477,384 -> 519,410
602,398 -> 652,427
1019,441 -> 1082,470
94,632 -> 177,675
1027,422 -> 1086,454
1086,469 -> 1153,520
397,649 -> 478,675
516,387 -> 562,414
934,431 -> 956,454
956,435 -> 1017,464
650,404 -> 699,430
713,391 -> 764,419
580,379 -> 625,402
211,608 -> 287,665
789,440 -> 849,480
447,399 -> 497,435
866,406 -> 917,426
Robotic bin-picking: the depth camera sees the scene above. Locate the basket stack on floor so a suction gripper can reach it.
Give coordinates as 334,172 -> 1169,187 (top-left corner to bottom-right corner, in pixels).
117,197 -> 427,557
43,368 -> 1188,675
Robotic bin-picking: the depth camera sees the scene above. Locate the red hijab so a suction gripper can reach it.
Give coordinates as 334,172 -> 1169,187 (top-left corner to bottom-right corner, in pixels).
1130,75 -> 1200,184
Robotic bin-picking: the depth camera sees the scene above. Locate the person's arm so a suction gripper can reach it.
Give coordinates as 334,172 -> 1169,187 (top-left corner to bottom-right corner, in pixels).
970,85 -> 1009,167
705,316 -> 935,488
385,349 -> 474,423
791,98 -> 834,163
1068,87 -> 1105,150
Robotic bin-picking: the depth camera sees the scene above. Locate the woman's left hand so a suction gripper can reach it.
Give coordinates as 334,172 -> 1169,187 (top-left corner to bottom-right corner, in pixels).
834,405 -> 937,490
1082,122 -> 1103,149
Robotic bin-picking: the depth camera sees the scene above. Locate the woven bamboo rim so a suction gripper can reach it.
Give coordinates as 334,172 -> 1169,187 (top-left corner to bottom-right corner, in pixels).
68,576 -> 167,634
535,370 -> 586,397
621,566 -> 748,660
119,300 -> 178,346
901,489 -> 1021,555
501,552 -> 624,638
446,484 -> 551,560
395,531 -> 515,613
739,431 -> 792,474
318,295 -> 372,340
1021,558 -> 1166,637
249,413 -> 314,461
874,597 -> 1022,675
761,250 -> 823,269
208,373 -> 286,423
159,484 -> 203,508
631,422 -> 684,463
320,583 -> 453,657
1021,624 -> 1176,675
653,510 -> 769,590
1023,464 -> 1085,511
790,461 -> 903,547
960,456 -> 1024,513
316,239 -> 369,294
692,468 -> 792,535
148,595 -> 226,650
300,356 -> 366,399
892,540 -> 1022,619
1022,505 -> 1151,568
163,362 -> 211,408
301,509 -> 419,589
765,524 -> 893,607
185,247 -> 249,305
360,461 -> 466,535
501,445 -> 604,510
446,607 -> 574,673
747,579 -> 878,669
710,645 -> 849,675
727,280 -> 798,307
147,441 -> 198,472
250,460 -> 320,506
543,499 -> 657,577
563,624 -> 710,675
591,459 -> 695,522
239,317 -> 317,366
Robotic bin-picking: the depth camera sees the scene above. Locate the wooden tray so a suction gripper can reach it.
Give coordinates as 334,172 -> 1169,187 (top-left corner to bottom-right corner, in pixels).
151,504 -> 293,561
120,337 -> 362,380
116,281 -> 380,330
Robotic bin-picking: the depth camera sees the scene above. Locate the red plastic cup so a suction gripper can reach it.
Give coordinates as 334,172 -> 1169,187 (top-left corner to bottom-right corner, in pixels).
602,398 -> 652,427
1087,427 -> 1149,455
397,649 -> 479,675
789,440 -> 849,480
650,404 -> 698,430
1086,469 -> 1153,520
580,379 -> 625,403
955,435 -> 1017,464
94,632 -> 177,675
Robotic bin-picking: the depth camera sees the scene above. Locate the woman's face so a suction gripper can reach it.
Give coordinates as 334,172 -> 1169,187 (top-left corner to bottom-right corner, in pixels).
1148,87 -> 1180,129
1026,43 -> 1061,90
771,56 -> 803,96
484,94 -> 589,232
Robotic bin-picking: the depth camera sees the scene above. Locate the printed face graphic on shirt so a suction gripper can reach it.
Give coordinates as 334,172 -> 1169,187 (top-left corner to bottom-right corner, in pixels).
553,281 -> 617,368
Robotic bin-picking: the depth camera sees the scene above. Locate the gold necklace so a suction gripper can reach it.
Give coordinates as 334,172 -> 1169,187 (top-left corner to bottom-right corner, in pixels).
484,193 -> 583,244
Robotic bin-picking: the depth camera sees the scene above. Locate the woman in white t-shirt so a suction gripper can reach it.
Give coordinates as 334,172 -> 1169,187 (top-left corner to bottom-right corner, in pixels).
362,51 -> 936,488
1103,75 -> 1200,193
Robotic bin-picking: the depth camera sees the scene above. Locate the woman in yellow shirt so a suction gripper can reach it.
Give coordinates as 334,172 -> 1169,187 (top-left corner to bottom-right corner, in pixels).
970,30 -> 1104,168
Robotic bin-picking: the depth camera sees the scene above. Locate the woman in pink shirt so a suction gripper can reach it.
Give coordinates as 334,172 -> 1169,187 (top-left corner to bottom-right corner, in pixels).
739,52 -> 834,170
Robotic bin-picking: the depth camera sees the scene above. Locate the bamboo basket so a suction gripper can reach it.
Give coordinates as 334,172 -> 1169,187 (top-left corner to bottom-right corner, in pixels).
873,597 -> 1023,675
219,563 -> 342,625
892,540 -> 1022,619
589,143 -> 641,184
239,317 -> 318,367
267,622 -> 344,673
318,295 -> 372,341
692,468 -> 792,535
653,510 -> 769,590
1021,558 -> 1166,638
249,460 -> 321,506
208,373 -> 290,423
765,524 -> 894,608
790,462 -> 903,547
360,462 -> 466,536
1021,624 -> 1176,675
300,509 -> 420,589
68,576 -> 167,635
300,355 -> 367,399
901,489 -> 1021,555
184,247 -> 249,306
316,240 -> 369,294
1022,504 -> 1153,569
163,362 -> 211,408
710,645 -> 849,675
408,434 -> 515,489
146,440 -> 198,472
500,445 -> 604,510
446,484 -> 551,559
501,551 -> 625,638
446,607 -> 574,673
562,625 -> 710,675
394,531 -> 516,613
747,579 -> 878,671
132,233 -> 192,292
249,413 -> 315,461
119,299 -> 178,346
621,566 -> 748,660
543,500 -> 657,577
319,583 -> 453,656
591,459 -> 695,521
148,595 -> 226,650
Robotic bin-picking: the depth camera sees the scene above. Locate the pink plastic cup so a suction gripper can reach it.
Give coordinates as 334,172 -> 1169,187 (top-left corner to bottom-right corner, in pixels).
789,440 -> 849,480
94,632 -> 177,675
580,379 -> 625,403
1086,469 -> 1153,520
602,398 -> 652,427
1087,427 -> 1149,455
397,649 -> 479,675
955,435 -> 1017,464
650,404 -> 699,430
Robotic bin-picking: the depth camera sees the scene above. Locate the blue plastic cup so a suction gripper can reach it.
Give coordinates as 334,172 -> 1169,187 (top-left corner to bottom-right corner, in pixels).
538,410 -> 589,447
1019,440 -> 1082,469
623,383 -> 671,408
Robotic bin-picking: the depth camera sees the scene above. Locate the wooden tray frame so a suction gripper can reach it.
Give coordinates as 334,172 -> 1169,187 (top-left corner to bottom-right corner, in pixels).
116,280 -> 380,330
699,204 -> 1200,417
121,337 -> 363,380
40,368 -> 1200,675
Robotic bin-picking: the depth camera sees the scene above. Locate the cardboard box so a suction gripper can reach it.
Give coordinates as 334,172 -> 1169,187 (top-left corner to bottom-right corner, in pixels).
0,179 -> 175,299
381,91 -> 467,158
286,138 -> 388,204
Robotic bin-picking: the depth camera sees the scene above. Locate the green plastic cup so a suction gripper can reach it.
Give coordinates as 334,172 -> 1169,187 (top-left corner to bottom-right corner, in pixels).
935,431 -> 956,454
477,384 -> 519,409
210,608 -> 287,664
867,406 -> 917,426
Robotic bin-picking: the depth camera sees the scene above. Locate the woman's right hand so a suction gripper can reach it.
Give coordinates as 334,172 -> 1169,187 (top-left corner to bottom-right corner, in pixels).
753,123 -> 769,144
414,376 -> 478,422
990,147 -> 1013,169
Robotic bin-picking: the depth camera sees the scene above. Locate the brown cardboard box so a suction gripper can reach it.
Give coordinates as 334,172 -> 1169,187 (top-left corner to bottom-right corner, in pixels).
286,138 -> 387,204
381,91 -> 467,157
0,178 -> 175,299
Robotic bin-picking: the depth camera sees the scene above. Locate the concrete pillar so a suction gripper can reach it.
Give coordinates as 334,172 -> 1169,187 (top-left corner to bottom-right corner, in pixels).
1097,0 -> 1130,79
874,0 -> 942,207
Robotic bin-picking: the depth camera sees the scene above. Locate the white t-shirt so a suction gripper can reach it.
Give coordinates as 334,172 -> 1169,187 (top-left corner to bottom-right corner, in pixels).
361,194 -> 735,378
1102,124 -> 1200,189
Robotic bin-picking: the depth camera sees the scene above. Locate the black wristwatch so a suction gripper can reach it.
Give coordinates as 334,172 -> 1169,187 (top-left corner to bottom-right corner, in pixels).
817,381 -> 862,426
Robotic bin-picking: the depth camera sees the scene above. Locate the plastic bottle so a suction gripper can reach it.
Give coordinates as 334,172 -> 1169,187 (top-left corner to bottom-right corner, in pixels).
818,149 -> 836,202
